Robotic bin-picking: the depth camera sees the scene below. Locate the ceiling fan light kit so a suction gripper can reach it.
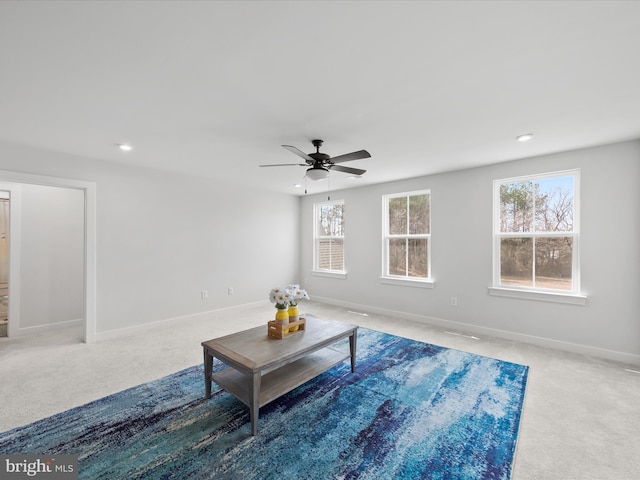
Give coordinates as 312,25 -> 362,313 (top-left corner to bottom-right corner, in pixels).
260,139 -> 371,181
306,166 -> 329,180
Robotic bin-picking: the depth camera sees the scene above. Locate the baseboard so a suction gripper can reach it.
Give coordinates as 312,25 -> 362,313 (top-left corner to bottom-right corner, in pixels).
95,300 -> 267,341
313,296 -> 640,367
14,318 -> 83,337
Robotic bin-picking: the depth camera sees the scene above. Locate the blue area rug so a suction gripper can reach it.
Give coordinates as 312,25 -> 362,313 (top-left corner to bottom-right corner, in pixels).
0,328 -> 528,479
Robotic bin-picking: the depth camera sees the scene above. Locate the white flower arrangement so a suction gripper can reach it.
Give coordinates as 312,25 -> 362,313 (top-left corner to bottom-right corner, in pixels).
285,284 -> 310,307
269,288 -> 291,309
269,285 -> 310,309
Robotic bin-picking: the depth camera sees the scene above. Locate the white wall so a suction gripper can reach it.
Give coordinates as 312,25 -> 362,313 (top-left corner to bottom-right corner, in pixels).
299,140 -> 640,364
2,139 -> 638,363
0,142 -> 299,335
20,184 -> 84,328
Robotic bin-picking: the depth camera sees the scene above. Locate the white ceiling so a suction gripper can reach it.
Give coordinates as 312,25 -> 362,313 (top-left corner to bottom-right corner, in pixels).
1,1 -> 639,196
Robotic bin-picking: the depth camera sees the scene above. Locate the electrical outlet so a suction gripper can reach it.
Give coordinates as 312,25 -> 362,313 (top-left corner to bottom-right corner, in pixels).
201,290 -> 208,299
228,287 -> 234,295
450,296 -> 458,307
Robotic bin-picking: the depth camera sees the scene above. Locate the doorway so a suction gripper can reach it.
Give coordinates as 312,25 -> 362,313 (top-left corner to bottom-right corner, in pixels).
0,172 -> 96,343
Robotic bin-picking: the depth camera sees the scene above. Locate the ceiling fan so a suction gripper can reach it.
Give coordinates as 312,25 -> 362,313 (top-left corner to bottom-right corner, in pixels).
260,139 -> 371,180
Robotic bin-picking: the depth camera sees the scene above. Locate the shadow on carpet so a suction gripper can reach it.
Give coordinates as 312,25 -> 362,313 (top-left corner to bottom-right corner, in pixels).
0,328 -> 528,479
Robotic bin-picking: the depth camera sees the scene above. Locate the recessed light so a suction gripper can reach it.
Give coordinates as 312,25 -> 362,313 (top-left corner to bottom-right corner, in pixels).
294,184 -> 302,188
118,143 -> 133,152
516,133 -> 533,142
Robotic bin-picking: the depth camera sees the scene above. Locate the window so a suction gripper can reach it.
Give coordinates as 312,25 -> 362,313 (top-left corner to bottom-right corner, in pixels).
493,170 -> 581,297
382,190 -> 431,285
313,200 -> 345,275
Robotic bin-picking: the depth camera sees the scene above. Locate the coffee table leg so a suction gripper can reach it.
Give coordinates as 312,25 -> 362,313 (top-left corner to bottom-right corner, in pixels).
204,349 -> 213,399
349,331 -> 357,373
249,372 -> 261,435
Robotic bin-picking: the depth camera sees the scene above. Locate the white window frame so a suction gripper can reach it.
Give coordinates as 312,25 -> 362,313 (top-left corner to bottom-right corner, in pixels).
313,199 -> 346,278
489,169 -> 586,305
381,189 -> 434,288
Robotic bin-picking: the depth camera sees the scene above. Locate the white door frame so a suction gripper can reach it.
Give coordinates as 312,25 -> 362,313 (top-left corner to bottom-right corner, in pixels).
0,170 -> 96,343
0,183 -> 21,339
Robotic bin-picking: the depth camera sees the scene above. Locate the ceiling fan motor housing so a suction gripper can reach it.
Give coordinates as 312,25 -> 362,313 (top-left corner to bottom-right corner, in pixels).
309,139 -> 330,164
309,152 -> 330,164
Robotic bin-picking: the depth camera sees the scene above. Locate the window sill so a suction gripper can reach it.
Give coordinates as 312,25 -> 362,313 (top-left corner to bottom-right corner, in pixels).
488,286 -> 587,305
312,270 -> 347,280
380,276 -> 435,288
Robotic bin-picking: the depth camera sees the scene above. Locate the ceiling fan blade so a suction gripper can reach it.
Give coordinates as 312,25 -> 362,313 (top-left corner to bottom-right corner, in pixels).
282,145 -> 314,162
329,150 -> 371,164
329,164 -> 366,175
259,163 -> 307,167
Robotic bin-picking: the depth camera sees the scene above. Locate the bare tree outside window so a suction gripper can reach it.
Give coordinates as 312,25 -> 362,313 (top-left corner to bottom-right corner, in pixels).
314,201 -> 345,272
384,191 -> 430,279
497,174 -> 576,291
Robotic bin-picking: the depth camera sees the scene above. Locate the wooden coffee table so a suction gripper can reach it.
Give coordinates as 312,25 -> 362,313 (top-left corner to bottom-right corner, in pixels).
201,316 -> 358,435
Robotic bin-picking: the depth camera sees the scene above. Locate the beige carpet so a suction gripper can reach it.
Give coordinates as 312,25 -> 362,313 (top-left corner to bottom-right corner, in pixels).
0,301 -> 638,479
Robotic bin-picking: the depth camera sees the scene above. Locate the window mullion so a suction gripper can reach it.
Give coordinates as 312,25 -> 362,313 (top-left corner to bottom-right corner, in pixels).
404,238 -> 409,276
405,196 -> 409,276
532,237 -> 536,288
406,195 -> 410,236
532,177 -> 536,288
